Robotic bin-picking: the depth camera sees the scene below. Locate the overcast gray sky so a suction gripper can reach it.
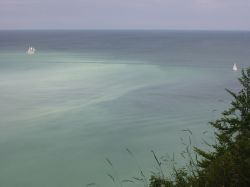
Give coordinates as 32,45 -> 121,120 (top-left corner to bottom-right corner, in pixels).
0,0 -> 250,30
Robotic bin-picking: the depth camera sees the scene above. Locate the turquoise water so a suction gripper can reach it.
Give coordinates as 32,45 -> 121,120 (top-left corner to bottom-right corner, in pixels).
0,31 -> 249,186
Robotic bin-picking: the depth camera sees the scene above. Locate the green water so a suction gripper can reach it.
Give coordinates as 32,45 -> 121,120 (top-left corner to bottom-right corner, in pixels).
0,31 -> 249,186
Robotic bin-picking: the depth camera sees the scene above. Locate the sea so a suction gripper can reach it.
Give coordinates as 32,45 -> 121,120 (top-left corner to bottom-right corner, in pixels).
0,30 -> 249,187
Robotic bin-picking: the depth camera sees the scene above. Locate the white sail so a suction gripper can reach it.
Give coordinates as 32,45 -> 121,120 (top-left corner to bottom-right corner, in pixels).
233,63 -> 237,71
27,46 -> 36,55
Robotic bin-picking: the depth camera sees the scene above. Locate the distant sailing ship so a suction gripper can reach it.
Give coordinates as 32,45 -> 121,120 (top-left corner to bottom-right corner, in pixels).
233,63 -> 237,71
27,46 -> 36,55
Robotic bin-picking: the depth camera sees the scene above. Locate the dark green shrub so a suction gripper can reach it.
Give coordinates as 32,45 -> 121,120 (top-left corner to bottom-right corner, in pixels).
150,67 -> 250,187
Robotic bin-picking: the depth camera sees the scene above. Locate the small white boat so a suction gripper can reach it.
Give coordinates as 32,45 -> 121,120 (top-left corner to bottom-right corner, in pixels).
233,63 -> 237,71
27,46 -> 36,55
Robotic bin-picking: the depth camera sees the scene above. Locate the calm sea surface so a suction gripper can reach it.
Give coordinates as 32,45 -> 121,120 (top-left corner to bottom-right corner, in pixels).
0,30 -> 249,187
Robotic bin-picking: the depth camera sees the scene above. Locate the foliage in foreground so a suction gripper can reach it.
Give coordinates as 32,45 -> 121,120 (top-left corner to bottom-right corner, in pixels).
150,67 -> 250,187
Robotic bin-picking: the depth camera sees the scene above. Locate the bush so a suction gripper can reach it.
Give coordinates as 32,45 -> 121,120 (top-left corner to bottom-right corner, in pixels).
150,67 -> 250,187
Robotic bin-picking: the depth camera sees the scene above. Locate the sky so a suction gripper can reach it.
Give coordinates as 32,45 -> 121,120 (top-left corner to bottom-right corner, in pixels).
0,0 -> 250,30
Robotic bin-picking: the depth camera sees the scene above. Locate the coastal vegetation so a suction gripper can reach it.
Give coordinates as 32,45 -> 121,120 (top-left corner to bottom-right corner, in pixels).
150,67 -> 250,187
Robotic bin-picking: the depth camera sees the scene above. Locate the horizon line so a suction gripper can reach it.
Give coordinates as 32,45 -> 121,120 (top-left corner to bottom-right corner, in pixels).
0,28 -> 250,32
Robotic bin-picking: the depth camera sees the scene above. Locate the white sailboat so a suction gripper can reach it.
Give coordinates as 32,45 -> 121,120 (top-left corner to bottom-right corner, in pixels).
27,46 -> 36,55
233,63 -> 237,71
